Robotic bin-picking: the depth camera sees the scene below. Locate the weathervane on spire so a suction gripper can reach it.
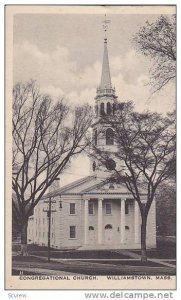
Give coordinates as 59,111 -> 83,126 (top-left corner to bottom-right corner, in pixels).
102,14 -> 110,43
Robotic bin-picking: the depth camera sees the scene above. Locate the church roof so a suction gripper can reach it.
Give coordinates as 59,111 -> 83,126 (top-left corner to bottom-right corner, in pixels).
42,176 -> 96,199
42,175 -> 147,198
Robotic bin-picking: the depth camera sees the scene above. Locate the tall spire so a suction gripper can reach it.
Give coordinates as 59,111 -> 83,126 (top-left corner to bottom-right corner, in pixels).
100,38 -> 112,90
96,15 -> 116,98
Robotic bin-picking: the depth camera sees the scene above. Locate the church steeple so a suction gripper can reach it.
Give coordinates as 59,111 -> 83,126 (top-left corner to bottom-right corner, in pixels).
90,15 -> 119,178
100,38 -> 112,90
96,15 -> 117,100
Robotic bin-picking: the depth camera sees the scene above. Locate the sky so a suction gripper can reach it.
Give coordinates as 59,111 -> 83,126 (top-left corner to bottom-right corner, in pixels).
13,10 -> 176,186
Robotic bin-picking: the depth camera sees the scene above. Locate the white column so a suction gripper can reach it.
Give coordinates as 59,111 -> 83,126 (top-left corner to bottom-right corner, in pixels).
84,199 -> 89,245
134,200 -> 140,243
98,198 -> 103,244
120,199 -> 125,244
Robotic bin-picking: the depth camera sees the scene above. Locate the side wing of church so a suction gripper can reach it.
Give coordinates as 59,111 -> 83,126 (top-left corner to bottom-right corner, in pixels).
27,26 -> 156,250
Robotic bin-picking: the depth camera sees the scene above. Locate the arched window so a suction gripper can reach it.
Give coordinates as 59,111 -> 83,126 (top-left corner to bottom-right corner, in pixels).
94,129 -> 97,146
100,103 -> 105,116
105,224 -> 113,230
89,226 -> 94,231
107,102 -> 112,115
106,128 -> 114,145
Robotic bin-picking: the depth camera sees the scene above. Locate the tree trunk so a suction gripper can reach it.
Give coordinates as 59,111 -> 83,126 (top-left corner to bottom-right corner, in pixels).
141,215 -> 147,263
20,222 -> 28,256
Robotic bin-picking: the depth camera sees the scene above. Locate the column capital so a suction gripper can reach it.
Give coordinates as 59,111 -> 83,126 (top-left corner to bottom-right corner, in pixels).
98,198 -> 104,202
84,197 -> 89,202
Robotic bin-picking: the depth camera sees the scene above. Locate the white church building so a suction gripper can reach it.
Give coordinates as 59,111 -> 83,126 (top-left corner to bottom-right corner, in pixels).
27,31 -> 156,250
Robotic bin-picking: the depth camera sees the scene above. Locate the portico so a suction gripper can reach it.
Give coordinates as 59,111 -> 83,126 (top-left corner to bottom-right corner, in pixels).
83,196 -> 140,248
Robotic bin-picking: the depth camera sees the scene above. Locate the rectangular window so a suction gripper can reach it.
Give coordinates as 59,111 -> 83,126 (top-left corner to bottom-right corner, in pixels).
105,203 -> 112,215
125,202 -> 129,214
70,203 -> 76,215
89,202 -> 94,215
70,226 -> 76,239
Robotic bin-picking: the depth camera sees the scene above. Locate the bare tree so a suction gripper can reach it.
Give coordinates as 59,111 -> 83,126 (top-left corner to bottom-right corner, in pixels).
12,80 -> 93,255
92,102 -> 176,262
133,15 -> 176,94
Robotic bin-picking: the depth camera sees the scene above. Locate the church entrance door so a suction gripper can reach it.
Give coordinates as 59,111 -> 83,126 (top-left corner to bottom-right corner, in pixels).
88,226 -> 95,245
125,226 -> 130,244
104,224 -> 113,245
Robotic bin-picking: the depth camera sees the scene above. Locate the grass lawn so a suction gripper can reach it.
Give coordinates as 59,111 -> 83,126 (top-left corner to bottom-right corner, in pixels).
30,250 -> 131,259
12,244 -> 67,252
12,255 -> 47,262
131,238 -> 176,259
86,260 -> 161,267
132,249 -> 176,259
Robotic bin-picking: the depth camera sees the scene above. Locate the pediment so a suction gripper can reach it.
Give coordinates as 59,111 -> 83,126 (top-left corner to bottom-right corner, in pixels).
43,174 -> 146,197
57,175 -> 130,195
80,180 -> 130,195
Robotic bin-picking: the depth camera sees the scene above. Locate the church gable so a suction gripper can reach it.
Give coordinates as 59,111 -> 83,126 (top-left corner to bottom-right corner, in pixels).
55,176 -> 132,195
